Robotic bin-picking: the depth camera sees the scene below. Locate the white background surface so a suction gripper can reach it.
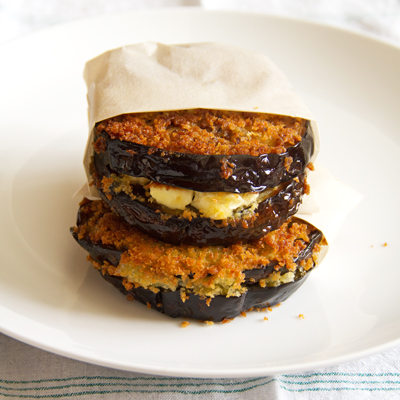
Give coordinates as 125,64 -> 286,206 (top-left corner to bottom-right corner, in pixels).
1,0 -> 400,46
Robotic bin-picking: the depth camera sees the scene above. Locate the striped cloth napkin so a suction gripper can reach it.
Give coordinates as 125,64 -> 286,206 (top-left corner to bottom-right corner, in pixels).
2,332 -> 400,399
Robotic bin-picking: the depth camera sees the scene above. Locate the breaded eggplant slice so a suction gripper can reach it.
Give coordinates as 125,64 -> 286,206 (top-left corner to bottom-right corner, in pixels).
93,109 -> 314,193
71,199 -> 327,322
92,163 -> 309,245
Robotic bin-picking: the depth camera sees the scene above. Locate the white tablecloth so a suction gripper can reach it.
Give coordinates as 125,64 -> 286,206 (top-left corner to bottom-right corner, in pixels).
1,1 -> 400,398
2,333 -> 400,399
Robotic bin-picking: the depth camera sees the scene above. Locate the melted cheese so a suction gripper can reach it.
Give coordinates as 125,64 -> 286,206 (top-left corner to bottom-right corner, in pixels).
149,183 -> 194,210
148,181 -> 259,219
191,191 -> 259,220
122,175 -> 262,220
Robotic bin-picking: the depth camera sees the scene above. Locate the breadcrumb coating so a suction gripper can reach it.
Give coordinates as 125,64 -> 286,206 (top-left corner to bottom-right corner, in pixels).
73,199 -> 324,298
95,109 -> 307,156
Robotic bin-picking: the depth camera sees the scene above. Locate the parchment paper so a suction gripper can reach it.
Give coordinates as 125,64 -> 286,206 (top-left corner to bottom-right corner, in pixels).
79,41 -> 362,248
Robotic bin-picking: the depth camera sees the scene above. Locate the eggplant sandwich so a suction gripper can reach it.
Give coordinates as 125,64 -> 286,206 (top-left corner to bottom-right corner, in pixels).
71,42 -> 328,322
72,109 -> 327,322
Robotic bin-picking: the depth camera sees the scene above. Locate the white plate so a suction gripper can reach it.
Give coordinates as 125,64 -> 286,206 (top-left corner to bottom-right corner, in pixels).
1,8 -> 400,378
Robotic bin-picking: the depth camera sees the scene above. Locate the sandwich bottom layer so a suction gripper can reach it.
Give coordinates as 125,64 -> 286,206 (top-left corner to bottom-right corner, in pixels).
71,198 -> 327,321
101,272 -> 310,322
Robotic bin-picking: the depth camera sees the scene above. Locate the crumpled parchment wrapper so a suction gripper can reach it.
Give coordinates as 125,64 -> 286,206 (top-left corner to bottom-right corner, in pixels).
78,41 -> 362,247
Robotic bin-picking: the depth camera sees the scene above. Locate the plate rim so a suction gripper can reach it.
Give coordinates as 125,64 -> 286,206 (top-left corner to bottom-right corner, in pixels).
1,7 -> 400,377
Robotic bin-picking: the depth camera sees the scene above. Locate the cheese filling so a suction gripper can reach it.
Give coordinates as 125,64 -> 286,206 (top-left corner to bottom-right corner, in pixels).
191,191 -> 259,220
148,183 -> 194,211
122,175 -> 264,220
148,182 -> 259,220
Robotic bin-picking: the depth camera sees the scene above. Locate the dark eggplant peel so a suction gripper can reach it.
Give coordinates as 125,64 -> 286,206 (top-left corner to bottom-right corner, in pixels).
92,109 -> 314,193
71,199 -> 327,322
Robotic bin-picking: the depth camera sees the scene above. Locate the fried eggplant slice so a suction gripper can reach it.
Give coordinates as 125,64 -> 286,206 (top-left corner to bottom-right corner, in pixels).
71,199 -> 326,322
92,109 -> 314,193
92,164 -> 309,245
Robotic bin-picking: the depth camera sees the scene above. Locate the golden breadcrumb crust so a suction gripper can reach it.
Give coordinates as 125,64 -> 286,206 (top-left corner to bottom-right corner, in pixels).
73,199 -> 324,297
95,109 -> 307,156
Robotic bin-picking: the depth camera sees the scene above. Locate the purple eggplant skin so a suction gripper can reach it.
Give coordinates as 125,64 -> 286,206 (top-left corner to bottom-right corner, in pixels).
93,122 -> 314,193
101,273 -> 310,321
70,222 -> 322,322
94,168 -> 307,246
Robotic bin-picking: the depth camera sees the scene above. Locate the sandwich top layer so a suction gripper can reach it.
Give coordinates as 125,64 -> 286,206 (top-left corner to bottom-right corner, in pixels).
95,109 -> 307,156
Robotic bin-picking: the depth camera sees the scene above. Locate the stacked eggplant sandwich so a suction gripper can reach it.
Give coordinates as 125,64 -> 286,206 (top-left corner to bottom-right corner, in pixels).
71,43 -> 328,322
